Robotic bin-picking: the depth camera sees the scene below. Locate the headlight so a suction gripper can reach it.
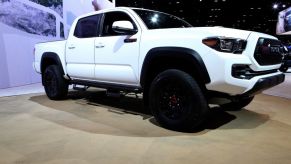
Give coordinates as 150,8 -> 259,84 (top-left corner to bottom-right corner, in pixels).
202,37 -> 247,54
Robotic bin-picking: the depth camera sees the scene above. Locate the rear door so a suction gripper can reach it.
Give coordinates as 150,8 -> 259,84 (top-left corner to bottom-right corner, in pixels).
66,14 -> 101,80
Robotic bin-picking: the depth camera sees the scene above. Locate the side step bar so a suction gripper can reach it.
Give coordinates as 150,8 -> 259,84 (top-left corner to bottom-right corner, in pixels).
70,79 -> 142,93
73,84 -> 89,91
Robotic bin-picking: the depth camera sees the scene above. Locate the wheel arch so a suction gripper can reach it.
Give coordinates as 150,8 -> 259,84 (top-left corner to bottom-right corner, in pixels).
41,52 -> 66,85
140,47 -> 211,89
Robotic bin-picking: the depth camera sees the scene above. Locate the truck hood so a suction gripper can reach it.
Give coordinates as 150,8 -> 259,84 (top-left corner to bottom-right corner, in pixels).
147,26 -> 255,40
188,27 -> 252,40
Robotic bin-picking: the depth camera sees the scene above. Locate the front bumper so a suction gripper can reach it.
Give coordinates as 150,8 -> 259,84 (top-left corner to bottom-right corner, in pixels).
204,34 -> 284,95
243,73 -> 285,96
204,52 -> 284,95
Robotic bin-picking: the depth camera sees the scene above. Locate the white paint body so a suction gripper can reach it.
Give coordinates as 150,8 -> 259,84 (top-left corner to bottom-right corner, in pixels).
34,7 -> 282,95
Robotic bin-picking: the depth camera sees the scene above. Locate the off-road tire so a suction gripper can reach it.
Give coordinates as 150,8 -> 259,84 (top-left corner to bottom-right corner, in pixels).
280,65 -> 288,72
149,69 -> 208,131
43,65 -> 68,100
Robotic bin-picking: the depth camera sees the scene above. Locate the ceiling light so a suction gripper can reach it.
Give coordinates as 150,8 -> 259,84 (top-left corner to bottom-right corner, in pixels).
151,17 -> 158,23
273,4 -> 278,9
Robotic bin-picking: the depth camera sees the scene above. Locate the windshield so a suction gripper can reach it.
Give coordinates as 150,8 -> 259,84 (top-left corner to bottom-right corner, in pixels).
133,9 -> 192,29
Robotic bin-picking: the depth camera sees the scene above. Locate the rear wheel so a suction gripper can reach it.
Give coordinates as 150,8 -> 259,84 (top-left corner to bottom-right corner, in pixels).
220,96 -> 254,111
43,65 -> 68,100
149,69 -> 208,131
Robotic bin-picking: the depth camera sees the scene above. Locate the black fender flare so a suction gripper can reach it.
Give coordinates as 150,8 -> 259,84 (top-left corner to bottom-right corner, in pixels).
140,47 -> 211,87
41,52 -> 65,84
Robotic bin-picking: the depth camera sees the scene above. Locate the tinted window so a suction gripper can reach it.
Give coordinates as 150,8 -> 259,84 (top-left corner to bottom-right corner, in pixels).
133,9 -> 192,30
74,15 -> 101,38
60,22 -> 64,38
101,11 -> 136,36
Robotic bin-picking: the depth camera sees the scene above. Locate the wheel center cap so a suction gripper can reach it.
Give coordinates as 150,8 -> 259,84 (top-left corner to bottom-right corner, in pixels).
170,95 -> 178,105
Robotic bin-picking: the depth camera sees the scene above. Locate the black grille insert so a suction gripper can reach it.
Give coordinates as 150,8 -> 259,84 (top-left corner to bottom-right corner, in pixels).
254,38 -> 284,66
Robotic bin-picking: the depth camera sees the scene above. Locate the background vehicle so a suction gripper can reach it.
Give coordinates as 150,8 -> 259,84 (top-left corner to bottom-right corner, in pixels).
280,45 -> 291,72
284,9 -> 291,32
33,7 -> 285,131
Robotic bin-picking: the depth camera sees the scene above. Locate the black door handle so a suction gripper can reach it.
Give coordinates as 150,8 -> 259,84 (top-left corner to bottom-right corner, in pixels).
124,38 -> 137,43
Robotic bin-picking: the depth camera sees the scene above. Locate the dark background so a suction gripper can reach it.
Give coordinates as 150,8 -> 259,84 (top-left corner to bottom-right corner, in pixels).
116,0 -> 290,38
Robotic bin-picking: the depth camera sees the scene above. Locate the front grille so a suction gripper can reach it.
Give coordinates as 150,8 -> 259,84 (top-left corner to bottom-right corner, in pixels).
254,38 -> 284,66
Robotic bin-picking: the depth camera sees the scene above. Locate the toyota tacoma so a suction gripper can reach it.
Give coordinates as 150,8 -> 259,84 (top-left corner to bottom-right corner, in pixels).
33,7 -> 285,131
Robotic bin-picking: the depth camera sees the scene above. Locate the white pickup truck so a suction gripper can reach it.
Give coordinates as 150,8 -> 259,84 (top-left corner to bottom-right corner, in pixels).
34,7 -> 285,131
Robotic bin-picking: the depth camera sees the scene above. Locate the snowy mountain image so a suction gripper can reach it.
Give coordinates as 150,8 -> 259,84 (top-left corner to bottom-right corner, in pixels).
0,0 -> 63,37
29,0 -> 63,17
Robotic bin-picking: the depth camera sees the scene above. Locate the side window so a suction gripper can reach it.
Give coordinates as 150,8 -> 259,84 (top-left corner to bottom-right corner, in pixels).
101,11 -> 136,36
74,14 -> 101,38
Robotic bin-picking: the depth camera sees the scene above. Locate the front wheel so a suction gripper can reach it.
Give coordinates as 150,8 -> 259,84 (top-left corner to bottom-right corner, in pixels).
43,65 -> 68,100
149,69 -> 208,131
280,65 -> 289,72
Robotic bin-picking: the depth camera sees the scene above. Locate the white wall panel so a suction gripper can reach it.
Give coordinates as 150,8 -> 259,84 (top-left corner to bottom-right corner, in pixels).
0,0 -> 114,89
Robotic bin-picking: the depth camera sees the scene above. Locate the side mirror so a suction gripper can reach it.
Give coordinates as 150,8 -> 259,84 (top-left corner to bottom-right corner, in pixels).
112,21 -> 137,35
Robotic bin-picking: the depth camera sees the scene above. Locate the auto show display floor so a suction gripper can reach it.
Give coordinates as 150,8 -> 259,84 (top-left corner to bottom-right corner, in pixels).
0,90 -> 291,164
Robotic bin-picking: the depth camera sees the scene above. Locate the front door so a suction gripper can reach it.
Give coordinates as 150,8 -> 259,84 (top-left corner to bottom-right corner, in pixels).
94,11 -> 141,85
